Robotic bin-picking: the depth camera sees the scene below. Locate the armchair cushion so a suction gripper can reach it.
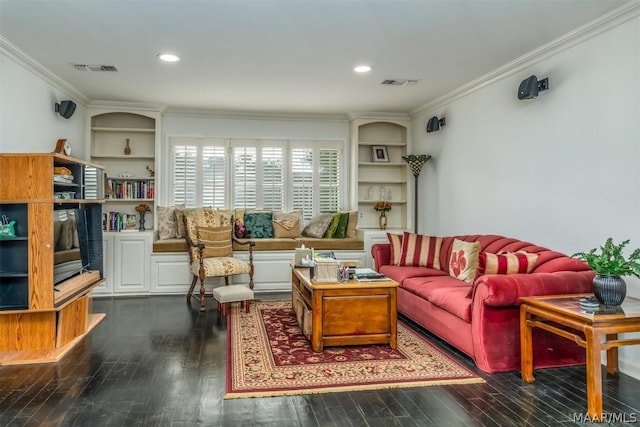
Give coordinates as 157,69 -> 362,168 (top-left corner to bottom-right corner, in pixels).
197,225 -> 233,258
190,257 -> 251,277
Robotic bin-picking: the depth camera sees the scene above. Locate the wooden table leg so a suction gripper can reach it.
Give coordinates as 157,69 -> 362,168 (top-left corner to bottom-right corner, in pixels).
389,288 -> 397,349
606,333 -> 619,376
520,304 -> 535,383
585,328 -> 603,419
311,291 -> 323,352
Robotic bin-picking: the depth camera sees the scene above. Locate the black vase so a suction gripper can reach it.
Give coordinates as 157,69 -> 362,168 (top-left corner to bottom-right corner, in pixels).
139,211 -> 146,231
593,274 -> 626,306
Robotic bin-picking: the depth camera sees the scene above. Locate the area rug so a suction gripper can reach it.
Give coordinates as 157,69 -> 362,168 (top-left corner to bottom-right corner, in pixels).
225,300 -> 484,398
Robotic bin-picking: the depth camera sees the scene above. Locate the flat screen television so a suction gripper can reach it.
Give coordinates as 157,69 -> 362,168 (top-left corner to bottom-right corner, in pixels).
53,206 -> 103,285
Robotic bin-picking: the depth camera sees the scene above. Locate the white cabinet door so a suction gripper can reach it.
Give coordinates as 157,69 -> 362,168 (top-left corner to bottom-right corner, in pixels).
112,232 -> 152,294
92,234 -> 114,295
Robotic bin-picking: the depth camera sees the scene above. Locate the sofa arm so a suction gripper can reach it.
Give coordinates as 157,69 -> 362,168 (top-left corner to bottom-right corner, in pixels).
371,243 -> 391,271
472,270 -> 595,307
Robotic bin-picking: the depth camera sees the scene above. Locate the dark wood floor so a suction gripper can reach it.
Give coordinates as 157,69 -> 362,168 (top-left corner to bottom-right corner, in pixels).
1,294 -> 639,426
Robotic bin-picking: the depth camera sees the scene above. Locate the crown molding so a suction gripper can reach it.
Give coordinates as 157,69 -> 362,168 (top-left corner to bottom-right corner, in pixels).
410,1 -> 640,118
163,107 -> 349,123
87,100 -> 166,112
347,112 -> 411,121
0,36 -> 90,105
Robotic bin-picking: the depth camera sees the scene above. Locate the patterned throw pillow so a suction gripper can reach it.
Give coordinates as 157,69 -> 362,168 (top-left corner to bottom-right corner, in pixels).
449,239 -> 481,284
345,210 -> 358,238
175,207 -> 199,238
197,226 -> 233,258
272,218 -> 300,238
399,232 -> 443,269
387,233 -> 403,265
157,205 -> 185,240
274,210 -> 304,233
302,213 -> 334,238
243,212 -> 274,238
478,251 -> 539,275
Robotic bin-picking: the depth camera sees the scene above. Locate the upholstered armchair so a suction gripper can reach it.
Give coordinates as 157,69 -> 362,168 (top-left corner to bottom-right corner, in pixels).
183,208 -> 254,311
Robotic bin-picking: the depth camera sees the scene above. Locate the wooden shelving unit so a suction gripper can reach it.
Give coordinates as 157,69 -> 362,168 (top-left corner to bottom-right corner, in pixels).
0,153 -> 106,365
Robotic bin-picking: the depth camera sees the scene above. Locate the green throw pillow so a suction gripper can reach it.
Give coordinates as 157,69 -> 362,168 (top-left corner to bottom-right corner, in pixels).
243,212 -> 274,238
323,212 -> 341,238
333,212 -> 350,239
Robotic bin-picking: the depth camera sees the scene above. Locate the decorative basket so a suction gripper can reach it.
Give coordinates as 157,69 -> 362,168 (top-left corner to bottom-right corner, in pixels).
313,258 -> 340,283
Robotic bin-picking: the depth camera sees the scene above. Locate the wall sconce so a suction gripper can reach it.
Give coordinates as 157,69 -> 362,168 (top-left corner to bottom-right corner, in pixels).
517,75 -> 549,100
426,116 -> 446,133
55,100 -> 76,119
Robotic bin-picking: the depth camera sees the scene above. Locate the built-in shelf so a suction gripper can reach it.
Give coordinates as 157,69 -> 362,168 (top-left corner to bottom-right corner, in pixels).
351,118 -> 410,230
91,155 -> 155,160
105,198 -> 154,202
359,200 -> 407,204
91,127 -> 154,133
358,141 -> 406,146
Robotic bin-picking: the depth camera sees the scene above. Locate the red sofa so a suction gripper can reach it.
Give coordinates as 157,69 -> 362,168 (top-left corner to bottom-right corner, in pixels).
372,234 -> 594,373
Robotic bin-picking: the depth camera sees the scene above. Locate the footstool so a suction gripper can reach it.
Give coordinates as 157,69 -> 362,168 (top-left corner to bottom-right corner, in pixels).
212,284 -> 254,317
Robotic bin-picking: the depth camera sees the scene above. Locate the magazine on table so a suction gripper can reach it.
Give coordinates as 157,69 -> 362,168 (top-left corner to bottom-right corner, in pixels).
353,268 -> 388,282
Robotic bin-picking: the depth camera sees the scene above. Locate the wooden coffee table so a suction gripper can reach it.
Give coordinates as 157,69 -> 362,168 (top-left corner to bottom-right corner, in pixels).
291,265 -> 398,352
520,294 -> 640,419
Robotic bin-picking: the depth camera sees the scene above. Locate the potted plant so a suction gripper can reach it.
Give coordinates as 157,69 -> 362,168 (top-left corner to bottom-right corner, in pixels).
572,238 -> 640,306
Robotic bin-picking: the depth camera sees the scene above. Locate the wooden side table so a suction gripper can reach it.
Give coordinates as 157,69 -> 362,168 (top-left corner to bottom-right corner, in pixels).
520,294 -> 640,419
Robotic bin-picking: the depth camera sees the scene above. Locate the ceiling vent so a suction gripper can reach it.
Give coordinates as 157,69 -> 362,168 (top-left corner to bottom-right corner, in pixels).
73,64 -> 119,72
380,79 -> 420,87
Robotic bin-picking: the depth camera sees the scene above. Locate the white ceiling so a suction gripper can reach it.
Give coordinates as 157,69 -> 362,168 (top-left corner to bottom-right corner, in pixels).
0,0 -> 632,115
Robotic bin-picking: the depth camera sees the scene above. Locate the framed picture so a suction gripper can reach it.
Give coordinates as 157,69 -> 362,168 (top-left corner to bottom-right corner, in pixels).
372,145 -> 389,162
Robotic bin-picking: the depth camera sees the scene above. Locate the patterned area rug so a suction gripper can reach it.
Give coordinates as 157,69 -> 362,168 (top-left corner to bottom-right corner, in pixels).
225,300 -> 484,398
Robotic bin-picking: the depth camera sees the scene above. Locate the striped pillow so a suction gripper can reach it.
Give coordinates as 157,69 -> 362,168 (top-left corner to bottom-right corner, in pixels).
386,233 -> 403,265
478,251 -> 539,275
197,225 -> 233,258
399,232 -> 442,269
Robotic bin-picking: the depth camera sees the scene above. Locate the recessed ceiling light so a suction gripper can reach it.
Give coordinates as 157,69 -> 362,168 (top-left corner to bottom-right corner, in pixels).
354,65 -> 372,73
158,53 -> 181,62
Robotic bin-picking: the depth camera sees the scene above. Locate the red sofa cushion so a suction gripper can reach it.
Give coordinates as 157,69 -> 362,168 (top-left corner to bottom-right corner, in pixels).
402,276 -> 472,322
379,265 -> 446,285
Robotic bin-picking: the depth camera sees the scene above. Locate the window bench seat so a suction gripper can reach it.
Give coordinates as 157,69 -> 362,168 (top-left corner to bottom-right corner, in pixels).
152,237 -> 364,253
150,237 -> 366,295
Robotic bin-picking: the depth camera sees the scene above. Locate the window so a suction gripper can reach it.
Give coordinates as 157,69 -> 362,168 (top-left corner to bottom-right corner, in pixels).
170,137 -> 343,220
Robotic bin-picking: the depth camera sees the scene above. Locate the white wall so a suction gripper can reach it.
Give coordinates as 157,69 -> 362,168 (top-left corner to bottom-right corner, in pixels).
412,16 -> 640,378
159,113 -> 349,205
0,52 -> 87,156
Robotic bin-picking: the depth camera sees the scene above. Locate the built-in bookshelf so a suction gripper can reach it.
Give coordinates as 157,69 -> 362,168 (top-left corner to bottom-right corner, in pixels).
89,109 -> 160,232
350,118 -> 410,230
